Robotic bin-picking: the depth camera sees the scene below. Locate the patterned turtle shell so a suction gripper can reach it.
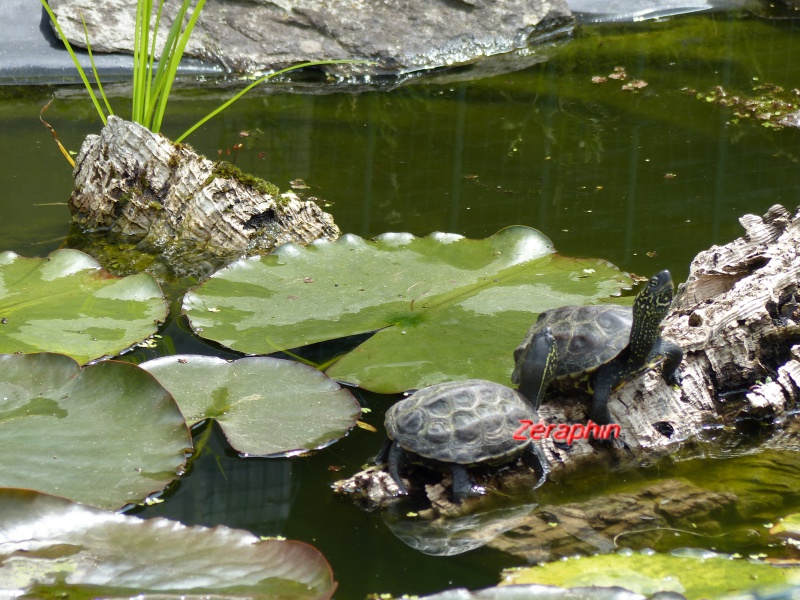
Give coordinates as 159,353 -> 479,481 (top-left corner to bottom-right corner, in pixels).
513,304 -> 635,394
384,380 -> 533,465
513,270 -> 679,397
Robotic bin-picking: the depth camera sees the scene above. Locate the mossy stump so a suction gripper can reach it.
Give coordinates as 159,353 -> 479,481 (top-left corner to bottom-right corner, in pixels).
69,116 -> 340,278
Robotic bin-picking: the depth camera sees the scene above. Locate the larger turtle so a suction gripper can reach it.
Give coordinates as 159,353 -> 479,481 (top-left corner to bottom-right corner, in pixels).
512,270 -> 683,426
377,328 -> 557,503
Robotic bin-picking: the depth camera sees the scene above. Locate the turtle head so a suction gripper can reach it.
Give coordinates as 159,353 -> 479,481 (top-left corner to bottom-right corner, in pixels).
629,270 -> 674,361
635,270 -> 674,317
516,326 -> 557,411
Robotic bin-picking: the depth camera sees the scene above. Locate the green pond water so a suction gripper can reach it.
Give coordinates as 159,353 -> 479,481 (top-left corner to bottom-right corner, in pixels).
3,12 -> 800,599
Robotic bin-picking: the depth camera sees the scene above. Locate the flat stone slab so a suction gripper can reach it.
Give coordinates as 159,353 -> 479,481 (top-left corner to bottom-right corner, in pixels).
0,0 -> 219,85
44,0 -> 575,81
0,0 -> 763,86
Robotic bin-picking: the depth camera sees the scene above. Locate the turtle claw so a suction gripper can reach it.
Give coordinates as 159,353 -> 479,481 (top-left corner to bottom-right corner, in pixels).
450,464 -> 479,504
665,368 -> 683,387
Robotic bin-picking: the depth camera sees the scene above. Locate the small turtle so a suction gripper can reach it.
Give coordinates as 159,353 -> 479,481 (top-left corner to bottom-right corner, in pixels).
512,270 -> 683,425
376,328 -> 556,503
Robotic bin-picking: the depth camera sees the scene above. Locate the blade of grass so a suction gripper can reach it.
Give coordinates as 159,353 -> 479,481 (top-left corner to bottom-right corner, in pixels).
39,0 -> 107,125
39,99 -> 76,168
151,0 -> 207,134
132,0 -> 144,121
143,0 -> 166,130
134,0 -> 156,125
175,60 -> 370,143
145,0 -> 189,129
147,0 -> 191,130
132,0 -> 142,121
79,10 -> 113,117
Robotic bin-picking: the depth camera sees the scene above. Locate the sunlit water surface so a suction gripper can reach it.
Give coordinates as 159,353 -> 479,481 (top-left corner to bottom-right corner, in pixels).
2,12 -> 800,599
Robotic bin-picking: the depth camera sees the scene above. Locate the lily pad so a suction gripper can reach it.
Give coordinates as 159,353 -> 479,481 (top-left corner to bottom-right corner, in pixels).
140,355 -> 361,456
770,513 -> 800,539
502,550 -> 800,598
182,228 -> 630,393
0,249 -> 167,364
0,488 -> 337,599
387,585 -> 655,599
0,353 -> 190,510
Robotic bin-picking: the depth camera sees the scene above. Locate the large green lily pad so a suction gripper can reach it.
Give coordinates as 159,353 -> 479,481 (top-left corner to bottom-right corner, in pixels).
183,228 -> 631,393
0,249 -> 167,364
503,551 -> 800,598
0,353 -> 190,510
0,489 -> 337,599
140,355 -> 361,456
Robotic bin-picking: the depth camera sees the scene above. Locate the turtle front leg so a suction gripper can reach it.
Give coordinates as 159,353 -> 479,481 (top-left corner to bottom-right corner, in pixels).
449,464 -> 475,503
386,442 -> 409,496
523,442 -> 550,489
653,338 -> 683,386
375,437 -> 392,465
588,367 -> 616,426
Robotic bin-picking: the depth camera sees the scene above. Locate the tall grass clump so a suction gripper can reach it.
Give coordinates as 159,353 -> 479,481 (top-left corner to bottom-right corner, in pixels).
40,0 -> 361,143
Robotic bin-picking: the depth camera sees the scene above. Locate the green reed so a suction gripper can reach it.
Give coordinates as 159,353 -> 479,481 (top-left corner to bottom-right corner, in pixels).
40,0 -> 362,142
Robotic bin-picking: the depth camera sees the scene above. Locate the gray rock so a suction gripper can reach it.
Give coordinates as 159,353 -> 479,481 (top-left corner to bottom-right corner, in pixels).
46,0 -> 574,79
0,0 -> 219,85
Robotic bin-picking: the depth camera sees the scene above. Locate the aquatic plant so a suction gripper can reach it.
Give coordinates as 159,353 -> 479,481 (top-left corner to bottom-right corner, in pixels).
39,0 -> 360,143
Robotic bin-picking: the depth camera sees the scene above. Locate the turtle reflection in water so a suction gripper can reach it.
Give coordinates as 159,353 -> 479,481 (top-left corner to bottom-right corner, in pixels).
512,270 -> 683,426
376,328 -> 556,503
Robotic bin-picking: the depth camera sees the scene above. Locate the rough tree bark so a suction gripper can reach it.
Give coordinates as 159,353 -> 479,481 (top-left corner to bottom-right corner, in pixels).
334,204 -> 800,510
68,116 -> 339,277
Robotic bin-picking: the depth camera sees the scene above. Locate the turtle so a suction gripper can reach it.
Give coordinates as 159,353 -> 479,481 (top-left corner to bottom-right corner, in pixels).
376,327 -> 556,503
511,269 -> 683,426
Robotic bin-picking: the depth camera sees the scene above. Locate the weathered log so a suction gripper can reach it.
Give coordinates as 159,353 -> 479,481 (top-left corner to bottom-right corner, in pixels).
68,116 -> 339,278
626,204 -> 800,453
334,204 -> 800,510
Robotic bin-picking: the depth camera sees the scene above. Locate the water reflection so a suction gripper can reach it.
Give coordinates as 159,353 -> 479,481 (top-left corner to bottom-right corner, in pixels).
383,501 -> 538,556
132,422 -> 298,533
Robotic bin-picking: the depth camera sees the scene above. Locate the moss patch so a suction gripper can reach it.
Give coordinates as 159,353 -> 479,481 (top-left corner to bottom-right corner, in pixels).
203,161 -> 280,197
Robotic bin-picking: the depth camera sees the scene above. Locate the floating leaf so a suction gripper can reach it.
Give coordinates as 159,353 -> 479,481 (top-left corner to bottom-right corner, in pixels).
182,228 -> 630,393
0,489 -> 337,599
770,513 -> 800,539
503,551 -> 800,598
140,355 -> 361,456
392,584 -> 657,600
0,249 -> 167,364
0,353 -> 190,510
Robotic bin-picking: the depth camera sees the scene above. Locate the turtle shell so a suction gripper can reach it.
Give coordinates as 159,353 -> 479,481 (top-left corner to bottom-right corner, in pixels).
385,380 -> 533,465
512,304 -> 633,394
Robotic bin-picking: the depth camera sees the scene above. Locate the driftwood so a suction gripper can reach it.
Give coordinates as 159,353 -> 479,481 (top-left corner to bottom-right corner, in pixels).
68,116 -> 339,278
334,204 -> 800,510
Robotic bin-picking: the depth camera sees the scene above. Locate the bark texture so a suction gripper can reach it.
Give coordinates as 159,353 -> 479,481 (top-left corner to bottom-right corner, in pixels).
335,204 -> 800,510
530,203 -> 800,468
69,116 -> 339,276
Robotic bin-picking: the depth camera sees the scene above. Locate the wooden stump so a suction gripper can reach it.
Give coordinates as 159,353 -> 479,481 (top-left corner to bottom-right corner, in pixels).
68,116 -> 339,278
